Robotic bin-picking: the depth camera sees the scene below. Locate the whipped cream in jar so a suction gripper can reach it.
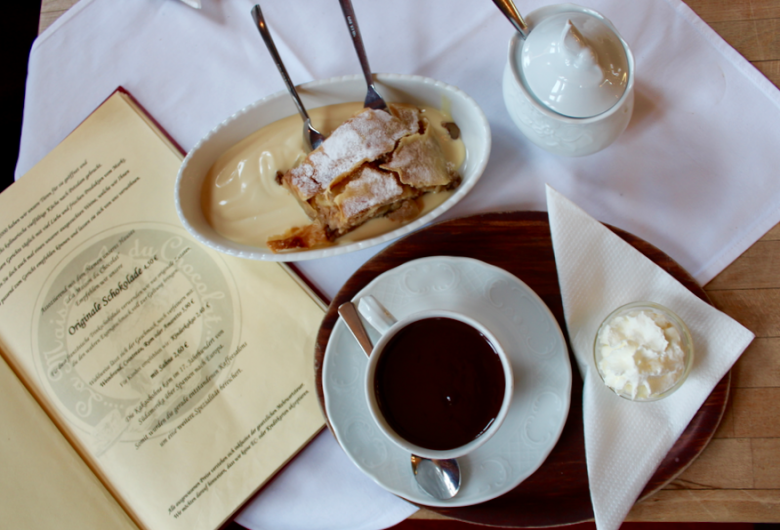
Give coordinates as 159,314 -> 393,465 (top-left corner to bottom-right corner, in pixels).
502,4 -> 635,157
594,302 -> 694,401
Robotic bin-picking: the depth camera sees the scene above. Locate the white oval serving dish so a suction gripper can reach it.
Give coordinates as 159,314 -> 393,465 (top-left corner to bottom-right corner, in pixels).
175,73 -> 492,262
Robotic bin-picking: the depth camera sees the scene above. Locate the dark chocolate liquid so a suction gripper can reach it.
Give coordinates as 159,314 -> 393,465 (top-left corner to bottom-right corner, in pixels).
374,317 -> 506,451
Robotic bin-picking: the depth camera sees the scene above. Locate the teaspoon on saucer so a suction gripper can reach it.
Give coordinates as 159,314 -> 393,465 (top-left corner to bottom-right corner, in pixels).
337,0 -> 389,111
337,301 -> 462,500
410,455 -> 461,500
251,5 -> 325,151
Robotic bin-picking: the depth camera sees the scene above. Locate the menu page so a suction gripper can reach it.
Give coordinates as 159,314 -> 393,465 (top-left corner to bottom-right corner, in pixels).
0,91 -> 326,530
0,352 -> 138,529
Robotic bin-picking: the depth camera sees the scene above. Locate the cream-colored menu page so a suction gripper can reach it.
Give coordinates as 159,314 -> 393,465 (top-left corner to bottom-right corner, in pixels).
0,353 -> 138,529
0,91 -> 325,530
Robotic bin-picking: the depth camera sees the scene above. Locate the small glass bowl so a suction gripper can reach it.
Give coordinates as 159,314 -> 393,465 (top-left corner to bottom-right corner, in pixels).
593,301 -> 694,402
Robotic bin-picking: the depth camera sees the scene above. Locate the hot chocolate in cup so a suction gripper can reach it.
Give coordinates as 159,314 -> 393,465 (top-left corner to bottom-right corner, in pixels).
358,295 -> 514,460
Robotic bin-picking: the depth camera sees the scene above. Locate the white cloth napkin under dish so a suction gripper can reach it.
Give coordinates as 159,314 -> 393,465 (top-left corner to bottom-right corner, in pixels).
17,0 -> 780,295
14,1 -> 780,529
546,185 -> 755,530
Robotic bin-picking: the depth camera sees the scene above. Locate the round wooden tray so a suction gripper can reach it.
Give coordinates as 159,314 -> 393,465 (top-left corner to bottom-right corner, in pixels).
314,211 -> 729,527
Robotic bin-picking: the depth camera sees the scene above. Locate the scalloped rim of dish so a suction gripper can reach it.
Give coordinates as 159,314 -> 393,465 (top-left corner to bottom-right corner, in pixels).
174,73 -> 492,262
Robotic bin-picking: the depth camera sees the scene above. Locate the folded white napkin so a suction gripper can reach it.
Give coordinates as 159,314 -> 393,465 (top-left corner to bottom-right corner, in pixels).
546,185 -> 755,530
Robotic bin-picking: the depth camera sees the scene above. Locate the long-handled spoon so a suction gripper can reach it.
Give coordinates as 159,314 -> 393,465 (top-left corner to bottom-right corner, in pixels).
491,0 -> 529,38
337,301 -> 461,500
251,5 -> 325,150
337,0 -> 389,111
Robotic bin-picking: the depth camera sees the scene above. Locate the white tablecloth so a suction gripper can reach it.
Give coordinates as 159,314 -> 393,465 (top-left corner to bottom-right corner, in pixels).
16,0 -> 780,528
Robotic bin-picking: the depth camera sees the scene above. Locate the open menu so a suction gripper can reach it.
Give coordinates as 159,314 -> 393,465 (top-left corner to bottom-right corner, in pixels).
0,89 -> 327,530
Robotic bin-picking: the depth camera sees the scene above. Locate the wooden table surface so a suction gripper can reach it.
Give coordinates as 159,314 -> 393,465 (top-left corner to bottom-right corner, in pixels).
38,0 -> 780,524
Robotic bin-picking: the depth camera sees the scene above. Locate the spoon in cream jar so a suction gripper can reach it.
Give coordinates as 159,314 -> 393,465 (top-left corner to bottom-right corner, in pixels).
491,0 -> 529,37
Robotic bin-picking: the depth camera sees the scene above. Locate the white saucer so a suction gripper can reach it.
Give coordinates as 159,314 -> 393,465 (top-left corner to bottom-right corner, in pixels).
323,256 -> 572,507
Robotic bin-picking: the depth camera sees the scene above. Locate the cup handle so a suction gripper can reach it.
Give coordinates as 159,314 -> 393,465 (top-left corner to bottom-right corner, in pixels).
357,295 -> 397,335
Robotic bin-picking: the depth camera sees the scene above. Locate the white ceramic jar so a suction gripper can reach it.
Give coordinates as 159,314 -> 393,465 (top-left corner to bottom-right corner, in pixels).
502,4 -> 635,157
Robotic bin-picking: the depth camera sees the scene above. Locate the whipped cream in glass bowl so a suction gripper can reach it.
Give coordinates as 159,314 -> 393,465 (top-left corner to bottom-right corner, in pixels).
594,302 -> 694,402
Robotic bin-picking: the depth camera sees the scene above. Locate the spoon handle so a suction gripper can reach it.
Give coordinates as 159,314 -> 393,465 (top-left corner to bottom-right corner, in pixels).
251,6 -> 310,121
491,0 -> 529,38
338,0 -> 388,111
251,5 -> 325,149
338,302 -> 374,357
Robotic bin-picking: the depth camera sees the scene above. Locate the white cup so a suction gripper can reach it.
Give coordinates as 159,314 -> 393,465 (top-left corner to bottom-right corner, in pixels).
358,296 -> 514,460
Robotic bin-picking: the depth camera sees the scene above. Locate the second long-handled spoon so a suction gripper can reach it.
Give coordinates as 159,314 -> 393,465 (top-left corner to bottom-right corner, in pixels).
251,5 -> 325,150
337,0 -> 389,111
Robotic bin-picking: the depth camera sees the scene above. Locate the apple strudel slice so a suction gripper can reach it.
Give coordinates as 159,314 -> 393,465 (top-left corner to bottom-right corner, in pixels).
268,104 -> 461,252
